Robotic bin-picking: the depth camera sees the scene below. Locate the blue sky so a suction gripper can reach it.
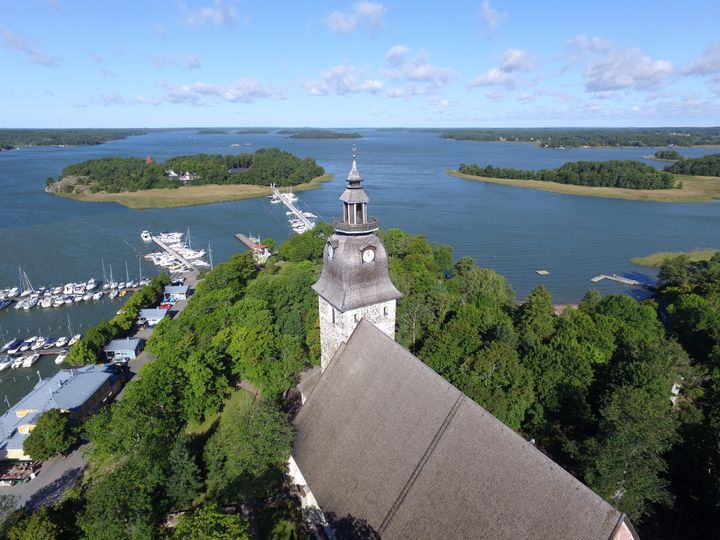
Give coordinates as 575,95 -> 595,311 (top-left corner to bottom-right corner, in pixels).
1,0 -> 719,127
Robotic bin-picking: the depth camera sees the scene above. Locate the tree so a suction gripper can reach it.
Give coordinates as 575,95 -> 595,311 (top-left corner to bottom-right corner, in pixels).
22,409 -> 76,462
173,504 -> 249,540
583,386 -> 679,521
6,507 -> 59,540
205,399 -> 293,503
165,435 -> 202,510
517,285 -> 556,347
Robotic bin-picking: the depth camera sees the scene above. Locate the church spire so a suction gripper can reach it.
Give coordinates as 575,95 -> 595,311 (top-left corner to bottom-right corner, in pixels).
336,146 -> 378,235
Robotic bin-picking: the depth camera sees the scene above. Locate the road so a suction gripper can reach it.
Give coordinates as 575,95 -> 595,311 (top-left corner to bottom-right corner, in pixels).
2,272 -> 199,509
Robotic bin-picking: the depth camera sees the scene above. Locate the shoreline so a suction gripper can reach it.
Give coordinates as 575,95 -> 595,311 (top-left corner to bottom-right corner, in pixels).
630,249 -> 718,268
46,173 -> 334,209
449,170 -> 720,203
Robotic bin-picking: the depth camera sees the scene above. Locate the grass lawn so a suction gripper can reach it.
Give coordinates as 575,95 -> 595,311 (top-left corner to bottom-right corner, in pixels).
52,173 -> 333,209
449,170 -> 720,203
631,249 -> 719,268
185,387 -> 257,436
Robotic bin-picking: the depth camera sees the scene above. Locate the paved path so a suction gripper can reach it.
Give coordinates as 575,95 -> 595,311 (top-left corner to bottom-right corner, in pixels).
4,272 -> 200,509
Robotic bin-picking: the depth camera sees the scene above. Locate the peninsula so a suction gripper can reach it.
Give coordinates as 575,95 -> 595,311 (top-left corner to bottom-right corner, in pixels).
45,148 -> 331,208
279,129 -> 362,139
452,159 -> 720,202
0,128 -> 146,150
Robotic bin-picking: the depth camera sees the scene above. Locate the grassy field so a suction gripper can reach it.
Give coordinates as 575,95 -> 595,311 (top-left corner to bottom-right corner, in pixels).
449,170 -> 720,203
185,387 -> 257,436
631,249 -> 719,268
51,173 -> 334,209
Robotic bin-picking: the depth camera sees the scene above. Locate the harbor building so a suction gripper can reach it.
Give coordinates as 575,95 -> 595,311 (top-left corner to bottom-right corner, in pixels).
163,285 -> 190,303
138,308 -> 169,327
103,337 -> 143,361
289,154 -> 639,539
0,365 -> 123,461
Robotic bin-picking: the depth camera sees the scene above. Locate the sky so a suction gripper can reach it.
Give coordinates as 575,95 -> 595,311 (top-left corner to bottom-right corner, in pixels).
1,0 -> 719,128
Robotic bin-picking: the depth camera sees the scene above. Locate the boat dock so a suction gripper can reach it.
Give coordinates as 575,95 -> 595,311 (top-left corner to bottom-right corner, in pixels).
270,184 -> 316,232
151,235 -> 199,272
235,233 -> 257,250
590,274 -> 642,286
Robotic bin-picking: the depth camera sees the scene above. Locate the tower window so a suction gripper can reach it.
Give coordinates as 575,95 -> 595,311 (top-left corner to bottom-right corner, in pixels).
331,306 -> 335,324
383,306 -> 389,317
354,314 -> 359,322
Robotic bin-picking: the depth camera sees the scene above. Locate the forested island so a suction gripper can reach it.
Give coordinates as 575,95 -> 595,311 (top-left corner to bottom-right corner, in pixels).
664,153 -> 720,176
279,129 -> 362,139
0,128 -> 147,150
234,129 -> 270,134
2,228 -> 719,538
654,150 -> 683,160
458,160 -> 675,189
440,127 -> 720,148
45,148 -> 329,208
196,129 -> 229,135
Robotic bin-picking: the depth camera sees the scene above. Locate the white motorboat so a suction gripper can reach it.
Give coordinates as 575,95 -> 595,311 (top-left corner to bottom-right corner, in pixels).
22,353 -> 40,368
86,278 -> 97,290
52,286 -> 63,295
0,356 -> 12,371
19,338 -> 36,352
63,283 -> 74,295
73,295 -> 83,303
118,282 -> 126,290
43,339 -> 56,349
141,230 -> 152,242
92,292 -> 103,300
40,297 -> 53,308
69,334 -> 82,346
31,337 -> 47,350
53,297 -> 64,307
109,290 -> 119,299
7,287 -> 19,298
11,357 -> 24,369
83,292 -> 93,301
55,349 -> 68,364
55,336 -> 68,348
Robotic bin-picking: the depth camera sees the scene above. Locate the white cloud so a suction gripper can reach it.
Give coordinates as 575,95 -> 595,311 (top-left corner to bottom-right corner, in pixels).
1,29 -> 59,66
94,94 -> 161,106
567,34 -> 613,56
152,53 -> 202,70
469,48 -> 533,88
163,78 -> 272,104
385,44 -> 408,67
383,47 -> 455,93
325,2 -> 385,34
307,64 -> 383,96
584,48 -> 673,92
185,0 -> 238,28
685,42 -> 720,75
480,1 -> 507,34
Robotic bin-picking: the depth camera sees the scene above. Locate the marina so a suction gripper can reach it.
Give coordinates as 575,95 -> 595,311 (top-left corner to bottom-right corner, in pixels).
145,230 -> 211,273
269,184 -> 317,234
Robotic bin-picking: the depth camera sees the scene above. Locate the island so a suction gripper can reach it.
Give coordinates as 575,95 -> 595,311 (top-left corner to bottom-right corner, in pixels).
451,159 -> 720,202
278,129 -> 362,139
440,127 -> 720,148
0,128 -> 147,150
196,129 -> 229,135
234,129 -> 270,134
45,148 -> 332,208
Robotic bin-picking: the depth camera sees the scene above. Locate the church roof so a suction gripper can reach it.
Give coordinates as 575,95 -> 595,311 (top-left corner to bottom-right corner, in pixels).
293,319 -> 636,539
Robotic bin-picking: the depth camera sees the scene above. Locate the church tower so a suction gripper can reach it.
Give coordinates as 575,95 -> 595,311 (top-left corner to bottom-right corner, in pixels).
312,149 -> 402,370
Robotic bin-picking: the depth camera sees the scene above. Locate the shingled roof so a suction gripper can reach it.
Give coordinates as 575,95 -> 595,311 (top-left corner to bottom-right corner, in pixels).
293,319 -> 637,539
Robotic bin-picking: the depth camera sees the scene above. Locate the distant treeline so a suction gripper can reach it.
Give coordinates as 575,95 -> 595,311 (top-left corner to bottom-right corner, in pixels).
279,129 -> 362,139
441,128 -> 720,148
52,148 -> 324,193
458,160 -> 675,189
664,153 -> 720,176
0,128 -> 147,149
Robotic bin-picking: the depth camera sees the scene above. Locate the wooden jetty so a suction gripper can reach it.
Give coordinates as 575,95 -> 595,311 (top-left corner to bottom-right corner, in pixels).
590,274 -> 642,286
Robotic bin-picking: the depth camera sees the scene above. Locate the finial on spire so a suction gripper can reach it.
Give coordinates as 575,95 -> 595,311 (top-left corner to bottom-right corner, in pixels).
352,144 -> 357,159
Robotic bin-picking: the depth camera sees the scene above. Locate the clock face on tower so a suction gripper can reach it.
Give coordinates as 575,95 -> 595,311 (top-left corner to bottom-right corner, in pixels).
362,248 -> 375,263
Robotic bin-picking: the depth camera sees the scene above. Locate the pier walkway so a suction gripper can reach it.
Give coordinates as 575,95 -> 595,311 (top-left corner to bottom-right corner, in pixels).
590,274 -> 642,286
151,235 -> 199,272
270,184 -> 316,231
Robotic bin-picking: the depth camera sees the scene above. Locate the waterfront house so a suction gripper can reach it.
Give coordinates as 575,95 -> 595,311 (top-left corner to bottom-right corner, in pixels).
0,365 -> 123,461
137,307 -> 169,327
162,285 -> 189,303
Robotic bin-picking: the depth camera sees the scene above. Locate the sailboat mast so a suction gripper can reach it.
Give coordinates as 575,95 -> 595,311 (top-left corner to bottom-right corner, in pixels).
125,260 -> 130,282
101,258 -> 107,282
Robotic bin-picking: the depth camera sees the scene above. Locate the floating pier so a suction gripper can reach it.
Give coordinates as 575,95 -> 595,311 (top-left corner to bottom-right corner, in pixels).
269,184 -> 316,232
151,235 -> 199,272
590,274 -> 642,286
